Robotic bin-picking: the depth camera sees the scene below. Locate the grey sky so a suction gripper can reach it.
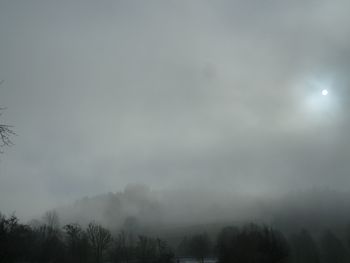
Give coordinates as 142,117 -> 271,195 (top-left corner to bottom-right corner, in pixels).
1,0 -> 350,219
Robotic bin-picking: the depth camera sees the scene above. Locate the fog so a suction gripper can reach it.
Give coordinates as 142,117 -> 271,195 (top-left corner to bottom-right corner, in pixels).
1,0 -> 350,223
50,184 -> 350,237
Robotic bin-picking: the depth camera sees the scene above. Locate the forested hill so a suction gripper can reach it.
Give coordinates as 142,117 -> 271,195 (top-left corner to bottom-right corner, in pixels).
54,185 -> 350,236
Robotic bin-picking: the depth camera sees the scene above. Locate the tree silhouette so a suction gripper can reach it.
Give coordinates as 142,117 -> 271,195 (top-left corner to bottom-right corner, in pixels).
32,224 -> 65,263
64,223 -> 89,263
0,213 -> 33,263
0,82 -> 15,152
320,230 -> 347,263
43,210 -> 60,230
289,229 -> 320,263
0,109 -> 14,152
188,233 -> 211,263
216,226 -> 239,263
135,235 -> 174,263
135,235 -> 157,262
217,224 -> 289,263
0,124 -> 14,148
86,222 -> 112,263
111,231 -> 135,263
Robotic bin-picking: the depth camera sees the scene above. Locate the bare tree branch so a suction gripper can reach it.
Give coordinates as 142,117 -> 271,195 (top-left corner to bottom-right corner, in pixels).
0,80 -> 15,152
0,124 -> 15,148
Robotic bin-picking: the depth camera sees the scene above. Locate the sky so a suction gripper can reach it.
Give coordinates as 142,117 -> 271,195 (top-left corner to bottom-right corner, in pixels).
1,0 -> 350,219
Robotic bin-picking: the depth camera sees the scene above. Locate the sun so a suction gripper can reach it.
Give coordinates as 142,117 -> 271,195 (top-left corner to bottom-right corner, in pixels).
321,89 -> 328,96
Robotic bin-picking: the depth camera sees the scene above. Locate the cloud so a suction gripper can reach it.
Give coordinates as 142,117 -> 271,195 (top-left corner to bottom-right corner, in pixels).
0,0 -> 350,219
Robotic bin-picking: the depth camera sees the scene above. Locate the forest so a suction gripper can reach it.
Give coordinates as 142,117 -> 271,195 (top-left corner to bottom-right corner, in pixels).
1,210 -> 350,263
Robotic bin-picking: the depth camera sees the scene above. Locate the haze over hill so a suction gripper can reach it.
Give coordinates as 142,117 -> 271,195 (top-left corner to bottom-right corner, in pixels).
51,184 -> 350,238
1,1 -> 350,225
2,1 -> 350,263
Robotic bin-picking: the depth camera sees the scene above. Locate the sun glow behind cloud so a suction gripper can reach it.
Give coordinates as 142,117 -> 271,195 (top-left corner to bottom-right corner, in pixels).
297,77 -> 342,124
322,89 -> 328,96
2,0 -> 350,218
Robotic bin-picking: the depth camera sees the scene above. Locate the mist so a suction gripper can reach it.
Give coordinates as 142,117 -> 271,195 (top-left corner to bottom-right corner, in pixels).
1,0 -> 350,237
2,1 -> 350,263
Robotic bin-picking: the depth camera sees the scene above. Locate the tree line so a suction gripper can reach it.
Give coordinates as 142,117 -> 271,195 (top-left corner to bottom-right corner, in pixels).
0,211 -> 173,263
1,211 -> 350,263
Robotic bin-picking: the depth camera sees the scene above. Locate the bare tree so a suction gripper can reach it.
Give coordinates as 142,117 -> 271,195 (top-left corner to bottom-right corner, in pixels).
0,123 -> 14,149
188,233 -> 211,263
112,231 -> 134,263
64,223 -> 89,263
320,230 -> 347,263
217,224 -> 289,263
86,222 -> 112,263
0,81 -> 15,151
43,210 -> 60,230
